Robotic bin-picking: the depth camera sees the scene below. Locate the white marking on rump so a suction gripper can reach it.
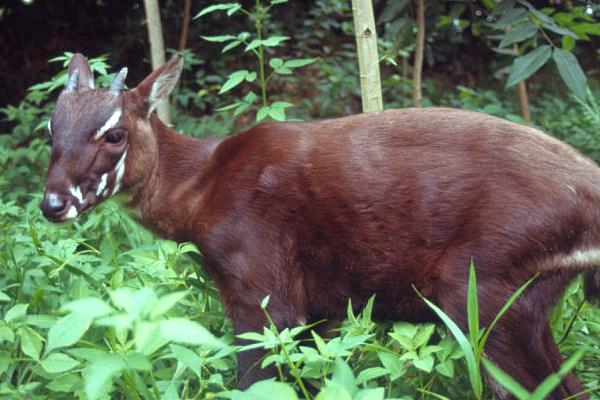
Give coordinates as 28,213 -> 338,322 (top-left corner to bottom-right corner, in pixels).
94,109 -> 122,140
96,173 -> 108,196
64,205 -> 78,219
553,247 -> 600,269
111,149 -> 127,195
69,186 -> 84,204
47,119 -> 52,136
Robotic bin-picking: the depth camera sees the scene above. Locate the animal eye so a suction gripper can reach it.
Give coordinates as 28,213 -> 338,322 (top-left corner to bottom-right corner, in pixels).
105,129 -> 125,144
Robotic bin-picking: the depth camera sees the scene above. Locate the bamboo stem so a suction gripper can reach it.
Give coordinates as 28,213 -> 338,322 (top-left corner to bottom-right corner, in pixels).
351,0 -> 383,113
178,0 -> 192,51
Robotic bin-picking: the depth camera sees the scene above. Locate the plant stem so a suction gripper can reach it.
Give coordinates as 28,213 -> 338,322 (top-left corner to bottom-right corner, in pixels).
255,0 -> 268,107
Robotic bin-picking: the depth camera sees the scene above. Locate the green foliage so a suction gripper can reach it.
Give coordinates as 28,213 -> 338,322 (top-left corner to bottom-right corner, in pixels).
196,0 -> 317,122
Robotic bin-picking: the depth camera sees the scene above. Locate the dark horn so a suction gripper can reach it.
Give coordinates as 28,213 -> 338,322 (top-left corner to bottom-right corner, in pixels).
65,68 -> 80,93
109,67 -> 128,96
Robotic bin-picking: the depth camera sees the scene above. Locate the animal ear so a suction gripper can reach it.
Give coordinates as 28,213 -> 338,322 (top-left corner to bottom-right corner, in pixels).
65,53 -> 95,92
133,54 -> 184,115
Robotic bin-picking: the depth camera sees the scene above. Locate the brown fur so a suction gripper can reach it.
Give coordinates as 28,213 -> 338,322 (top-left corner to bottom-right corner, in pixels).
43,55 -> 600,398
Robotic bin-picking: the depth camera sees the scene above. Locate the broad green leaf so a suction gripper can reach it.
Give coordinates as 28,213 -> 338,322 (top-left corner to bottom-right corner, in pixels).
41,352 -> 80,373
220,70 -> 250,94
150,291 -> 188,318
269,58 -> 284,68
355,388 -> 385,400
494,8 -> 528,29
125,353 -> 151,371
356,367 -> 389,385
498,21 -> 538,48
195,3 -> 241,18
45,372 -> 79,392
0,326 -> 14,342
256,106 -> 270,122
0,291 -> 10,302
240,380 -> 298,400
552,48 -> 588,100
245,39 -> 263,52
261,36 -> 290,47
5,303 -> 28,323
413,354 -> 434,372
159,318 -> 220,347
84,354 -> 127,400
19,326 -> 42,360
61,297 -> 113,319
506,45 -> 552,87
316,383 -> 352,400
134,321 -> 167,355
435,360 -> 455,378
268,106 -> 286,121
332,358 -> 356,395
170,344 -> 201,377
561,35 -> 575,51
46,313 -> 92,354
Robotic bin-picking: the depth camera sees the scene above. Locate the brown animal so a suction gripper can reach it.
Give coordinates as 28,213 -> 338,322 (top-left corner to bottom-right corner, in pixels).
41,54 -> 599,399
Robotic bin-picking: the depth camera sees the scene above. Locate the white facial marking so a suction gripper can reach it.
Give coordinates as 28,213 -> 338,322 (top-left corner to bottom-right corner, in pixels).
111,149 -> 127,195
96,174 -> 108,197
558,248 -> 600,267
94,109 -> 122,140
69,186 -> 84,205
47,119 -> 52,136
64,205 -> 78,219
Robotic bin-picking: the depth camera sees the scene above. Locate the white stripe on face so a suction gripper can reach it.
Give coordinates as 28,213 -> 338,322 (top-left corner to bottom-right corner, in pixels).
69,186 -> 84,204
112,149 -> 127,195
94,109 -> 122,140
64,205 -> 78,219
96,173 -> 108,196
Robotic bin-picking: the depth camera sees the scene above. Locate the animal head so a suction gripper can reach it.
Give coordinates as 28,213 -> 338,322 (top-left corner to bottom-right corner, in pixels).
40,53 -> 183,222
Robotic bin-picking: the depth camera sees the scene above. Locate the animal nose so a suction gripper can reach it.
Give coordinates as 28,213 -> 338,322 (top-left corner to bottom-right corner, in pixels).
40,192 -> 72,221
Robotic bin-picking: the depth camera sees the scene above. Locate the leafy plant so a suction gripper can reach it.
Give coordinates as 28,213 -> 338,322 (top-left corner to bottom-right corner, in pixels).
195,0 -> 317,122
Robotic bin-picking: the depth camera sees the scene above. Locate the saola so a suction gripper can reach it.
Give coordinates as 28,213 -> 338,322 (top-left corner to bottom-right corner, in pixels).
41,53 -> 600,399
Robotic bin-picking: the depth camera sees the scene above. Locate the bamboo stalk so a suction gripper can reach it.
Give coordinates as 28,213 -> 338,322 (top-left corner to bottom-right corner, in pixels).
413,0 -> 426,107
178,0 -> 192,51
351,0 -> 383,113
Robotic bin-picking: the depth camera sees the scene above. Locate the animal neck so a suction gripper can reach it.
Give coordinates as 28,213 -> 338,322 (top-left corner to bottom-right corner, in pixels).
125,114 -> 222,240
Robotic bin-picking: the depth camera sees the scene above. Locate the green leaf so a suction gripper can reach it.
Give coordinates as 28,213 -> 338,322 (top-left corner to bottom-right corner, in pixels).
467,261 -> 480,355
256,106 -> 270,122
46,313 -> 92,354
170,344 -> 201,377
201,35 -> 237,43
506,45 -> 552,87
261,36 -> 290,47
159,318 -> 221,347
0,291 -> 10,302
268,107 -> 286,121
260,295 -> 270,309
284,58 -> 318,68
245,39 -> 263,52
84,354 -> 127,400
241,380 -> 298,400
418,289 -> 482,398
5,303 -> 28,323
355,388 -> 385,400
19,326 -> 43,360
529,349 -> 585,400
499,22 -> 538,48
195,3 -> 241,18
332,358 -> 356,395
220,70 -> 250,94
150,291 -> 188,318
356,367 -> 389,385
561,35 -> 575,51
316,383 -> 352,400
41,352 -> 80,373
494,8 -> 528,29
269,58 -> 284,69
482,358 -> 530,400
542,22 -> 578,39
61,297 -> 113,319
222,40 -> 243,53
552,48 -> 588,100
45,373 -> 79,392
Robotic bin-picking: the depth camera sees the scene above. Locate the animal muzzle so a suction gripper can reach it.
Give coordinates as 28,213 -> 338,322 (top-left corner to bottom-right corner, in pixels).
40,191 -> 78,222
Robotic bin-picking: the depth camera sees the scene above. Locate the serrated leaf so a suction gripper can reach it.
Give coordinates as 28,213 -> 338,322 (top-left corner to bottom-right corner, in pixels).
506,45 -> 552,87
170,344 -> 201,377
84,354 -> 127,400
150,291 -> 188,318
159,319 -> 220,347
19,326 -> 42,360
41,352 -> 80,373
552,48 -> 587,100
46,313 -> 92,354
